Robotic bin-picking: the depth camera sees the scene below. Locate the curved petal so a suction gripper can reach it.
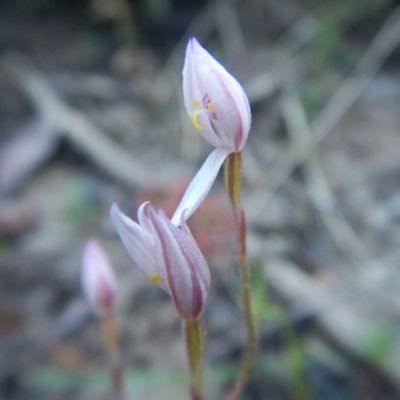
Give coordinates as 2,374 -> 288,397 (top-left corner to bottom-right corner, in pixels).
171,146 -> 231,225
110,202 -> 156,279
178,218 -> 211,319
199,70 -> 250,151
148,208 -> 193,319
183,38 -> 223,148
137,201 -> 153,233
182,37 -> 203,117
148,208 -> 210,320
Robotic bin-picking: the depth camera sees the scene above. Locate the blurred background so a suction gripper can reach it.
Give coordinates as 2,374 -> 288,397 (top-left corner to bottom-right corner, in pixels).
1,0 -> 400,399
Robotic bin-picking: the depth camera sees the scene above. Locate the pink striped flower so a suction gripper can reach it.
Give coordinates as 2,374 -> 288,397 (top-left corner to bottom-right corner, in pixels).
172,38 -> 251,224
183,37 -> 251,152
111,202 -> 210,321
81,239 -> 118,314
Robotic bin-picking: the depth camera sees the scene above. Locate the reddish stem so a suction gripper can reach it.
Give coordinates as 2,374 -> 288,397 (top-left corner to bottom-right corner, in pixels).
223,152 -> 256,400
101,312 -> 124,400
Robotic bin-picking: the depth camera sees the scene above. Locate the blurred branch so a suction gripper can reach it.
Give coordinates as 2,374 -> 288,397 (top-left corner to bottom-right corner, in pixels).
215,0 -> 247,63
311,5 -> 400,143
4,57 -> 155,189
266,259 -> 400,390
149,0 -> 224,104
244,5 -> 400,220
280,87 -> 372,272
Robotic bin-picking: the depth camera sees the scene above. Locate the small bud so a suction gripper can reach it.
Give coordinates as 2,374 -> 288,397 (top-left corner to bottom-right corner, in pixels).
81,239 -> 118,314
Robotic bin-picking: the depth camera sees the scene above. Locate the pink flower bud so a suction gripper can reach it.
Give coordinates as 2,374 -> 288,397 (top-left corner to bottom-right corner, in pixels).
81,239 -> 118,314
183,37 -> 251,152
111,202 -> 210,321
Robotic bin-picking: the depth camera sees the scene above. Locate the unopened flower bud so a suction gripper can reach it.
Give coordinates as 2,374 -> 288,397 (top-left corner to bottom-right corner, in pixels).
81,239 -> 118,314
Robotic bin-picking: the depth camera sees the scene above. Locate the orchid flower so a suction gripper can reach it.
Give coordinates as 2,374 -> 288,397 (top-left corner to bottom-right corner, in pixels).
110,202 -> 210,322
81,239 -> 118,315
171,37 -> 251,225
183,37 -> 251,151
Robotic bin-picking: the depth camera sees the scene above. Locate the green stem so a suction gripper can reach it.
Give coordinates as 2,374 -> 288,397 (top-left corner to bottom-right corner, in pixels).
101,312 -> 124,400
224,152 -> 242,210
223,152 -> 256,400
184,319 -> 206,400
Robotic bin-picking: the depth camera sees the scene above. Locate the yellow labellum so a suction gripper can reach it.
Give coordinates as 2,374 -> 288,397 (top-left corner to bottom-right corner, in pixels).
191,110 -> 204,130
148,271 -> 160,285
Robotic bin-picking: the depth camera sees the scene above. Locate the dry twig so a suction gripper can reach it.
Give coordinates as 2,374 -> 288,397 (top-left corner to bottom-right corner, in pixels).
3,58 -> 179,189
243,6 -> 400,222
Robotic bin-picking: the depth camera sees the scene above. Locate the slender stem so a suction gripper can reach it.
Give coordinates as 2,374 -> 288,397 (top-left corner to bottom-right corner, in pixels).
184,318 -> 206,400
225,208 -> 256,400
223,151 -> 256,400
101,312 -> 124,400
224,152 -> 242,211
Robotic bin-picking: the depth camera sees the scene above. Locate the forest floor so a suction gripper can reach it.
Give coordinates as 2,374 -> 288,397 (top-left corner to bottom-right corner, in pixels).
1,0 -> 400,399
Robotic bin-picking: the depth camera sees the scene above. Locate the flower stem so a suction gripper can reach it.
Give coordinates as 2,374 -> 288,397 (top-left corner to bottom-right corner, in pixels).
224,151 -> 242,211
101,312 -> 124,400
223,151 -> 256,400
184,318 -> 206,400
